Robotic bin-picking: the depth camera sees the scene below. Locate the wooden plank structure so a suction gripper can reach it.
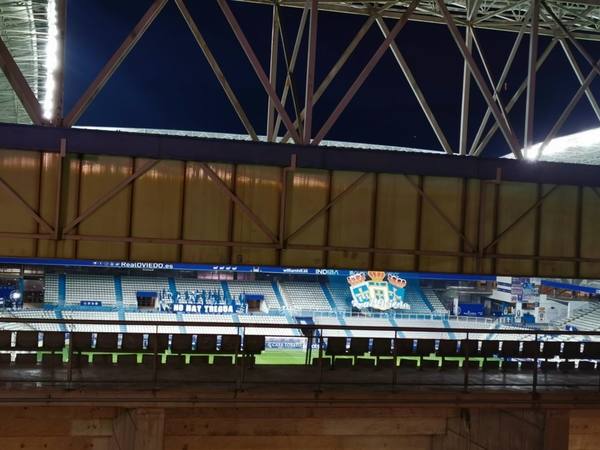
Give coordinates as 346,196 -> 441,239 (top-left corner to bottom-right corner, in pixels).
0,397 -> 593,450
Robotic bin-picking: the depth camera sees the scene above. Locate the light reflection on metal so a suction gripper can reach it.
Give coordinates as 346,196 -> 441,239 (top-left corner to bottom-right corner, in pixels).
80,161 -> 132,177
235,174 -> 281,189
0,155 -> 39,170
42,0 -> 58,120
291,172 -> 328,189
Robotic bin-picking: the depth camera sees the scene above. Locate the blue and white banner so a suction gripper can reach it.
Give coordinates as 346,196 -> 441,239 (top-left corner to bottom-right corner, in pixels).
511,277 -> 539,303
0,256 -> 497,281
168,302 -> 240,314
264,337 -> 319,350
0,287 -> 13,301
457,303 -> 484,317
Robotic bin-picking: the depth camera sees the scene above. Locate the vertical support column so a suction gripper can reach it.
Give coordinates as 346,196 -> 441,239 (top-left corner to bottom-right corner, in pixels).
491,176 -> 501,274
53,138 -> 67,242
458,178 -> 468,273
228,164 -> 238,265
368,173 -> 379,269
525,0 -> 540,158
278,155 -> 295,265
476,179 -> 487,273
463,331 -> 470,392
458,31 -> 471,155
459,0 -> 473,156
543,410 -> 570,450
304,0 -> 318,144
413,175 -> 423,271
435,409 -> 561,450
113,408 -> 165,450
126,158 -> 136,261
323,170 -> 333,268
574,185 -> 583,279
267,5 -> 280,142
533,183 -> 543,276
34,151 -> 44,256
178,162 -> 188,262
278,168 -> 288,266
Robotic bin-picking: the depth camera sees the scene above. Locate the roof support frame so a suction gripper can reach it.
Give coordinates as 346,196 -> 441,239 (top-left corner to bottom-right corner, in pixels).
437,0 -> 523,159
175,0 -> 259,141
458,0 -> 482,156
376,16 -> 454,154
560,38 -> 600,122
199,162 -> 279,244
273,3 -> 310,141
483,184 -> 559,253
284,171 -> 370,244
0,175 -> 55,233
311,0 -> 420,145
303,0 -> 319,144
280,14 -> 376,144
470,27 -> 512,132
524,0 -> 540,159
266,3 -> 280,143
469,8 -> 531,155
402,173 -> 477,252
273,1 -> 307,140
459,23 -> 473,156
0,34 -> 45,125
62,159 -> 159,236
62,0 -> 168,127
535,54 -> 600,159
217,0 -> 302,144
471,39 -> 557,156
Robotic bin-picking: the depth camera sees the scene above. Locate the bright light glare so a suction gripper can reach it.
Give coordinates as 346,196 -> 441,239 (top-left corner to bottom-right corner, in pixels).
42,0 -> 59,121
520,128 -> 600,161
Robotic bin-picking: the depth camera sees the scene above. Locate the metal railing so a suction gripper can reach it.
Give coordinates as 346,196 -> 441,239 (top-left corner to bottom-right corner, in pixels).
0,316 -> 597,393
281,309 -> 452,321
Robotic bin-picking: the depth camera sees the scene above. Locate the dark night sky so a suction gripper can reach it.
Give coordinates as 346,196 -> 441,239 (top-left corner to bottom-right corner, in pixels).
63,0 -> 600,157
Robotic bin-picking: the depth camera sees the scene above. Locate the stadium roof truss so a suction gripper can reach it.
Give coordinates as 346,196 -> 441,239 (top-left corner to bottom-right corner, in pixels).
2,0 -> 600,159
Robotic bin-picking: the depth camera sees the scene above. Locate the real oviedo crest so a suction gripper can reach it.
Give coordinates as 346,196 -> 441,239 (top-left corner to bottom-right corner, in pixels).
347,272 -> 410,311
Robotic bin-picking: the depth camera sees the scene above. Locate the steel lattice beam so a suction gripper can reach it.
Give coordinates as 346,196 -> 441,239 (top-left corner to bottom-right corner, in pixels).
2,0 -> 600,161
241,0 -> 600,41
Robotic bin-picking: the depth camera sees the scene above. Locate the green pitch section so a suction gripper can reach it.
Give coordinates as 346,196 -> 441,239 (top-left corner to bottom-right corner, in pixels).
256,350 -> 307,365
256,351 -> 499,367
34,349 -> 501,368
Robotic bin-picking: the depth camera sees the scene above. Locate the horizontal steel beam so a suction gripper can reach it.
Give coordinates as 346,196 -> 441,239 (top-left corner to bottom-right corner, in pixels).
0,230 -> 594,265
2,124 -> 600,187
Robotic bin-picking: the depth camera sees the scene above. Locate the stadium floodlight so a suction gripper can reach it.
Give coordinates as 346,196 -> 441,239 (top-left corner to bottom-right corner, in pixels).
42,0 -> 59,121
512,127 -> 600,163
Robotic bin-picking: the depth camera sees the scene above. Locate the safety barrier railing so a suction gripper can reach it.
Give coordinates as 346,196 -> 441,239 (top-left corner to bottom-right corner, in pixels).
0,316 -> 597,393
286,309 -> 452,320
449,316 -> 497,324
